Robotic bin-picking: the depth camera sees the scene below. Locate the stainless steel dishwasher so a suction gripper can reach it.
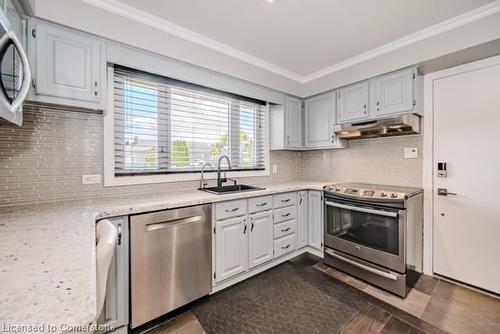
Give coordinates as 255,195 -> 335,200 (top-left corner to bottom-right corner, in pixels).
130,204 -> 212,328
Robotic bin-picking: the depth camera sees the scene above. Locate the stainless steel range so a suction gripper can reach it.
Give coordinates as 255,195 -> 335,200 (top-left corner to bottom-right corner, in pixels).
322,183 -> 423,297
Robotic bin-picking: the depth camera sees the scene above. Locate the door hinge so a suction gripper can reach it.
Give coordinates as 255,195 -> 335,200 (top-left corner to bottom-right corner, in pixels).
32,78 -> 36,89
412,72 -> 416,80
31,28 -> 36,38
413,100 -> 416,107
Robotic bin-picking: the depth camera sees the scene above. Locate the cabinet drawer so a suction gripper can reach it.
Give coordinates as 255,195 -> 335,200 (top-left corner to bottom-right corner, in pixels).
248,195 -> 273,213
273,205 -> 296,224
273,192 -> 297,209
274,219 -> 296,239
274,234 -> 297,258
215,199 -> 247,220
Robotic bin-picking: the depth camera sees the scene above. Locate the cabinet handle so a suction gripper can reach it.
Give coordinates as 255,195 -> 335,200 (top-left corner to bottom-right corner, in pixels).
281,213 -> 291,218
251,222 -> 254,232
225,207 -> 239,213
281,199 -> 290,203
299,197 -> 302,205
281,227 -> 291,232
281,244 -> 291,250
256,202 -> 268,207
94,81 -> 98,96
376,101 -> 380,112
363,103 -> 367,114
243,223 -> 247,234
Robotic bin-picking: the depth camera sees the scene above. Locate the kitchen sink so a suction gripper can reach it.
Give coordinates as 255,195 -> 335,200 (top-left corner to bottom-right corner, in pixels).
199,184 -> 265,195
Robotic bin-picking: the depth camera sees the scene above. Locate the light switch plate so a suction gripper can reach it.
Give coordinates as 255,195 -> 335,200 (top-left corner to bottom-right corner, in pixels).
82,174 -> 102,185
404,147 -> 418,158
272,164 -> 278,174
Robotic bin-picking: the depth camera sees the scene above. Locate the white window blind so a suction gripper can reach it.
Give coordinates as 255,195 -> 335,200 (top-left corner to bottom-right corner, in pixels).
113,65 -> 267,176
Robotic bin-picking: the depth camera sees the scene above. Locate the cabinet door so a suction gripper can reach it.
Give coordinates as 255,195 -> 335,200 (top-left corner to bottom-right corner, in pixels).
337,82 -> 369,123
31,21 -> 101,102
305,93 -> 335,148
308,191 -> 323,250
373,68 -> 414,116
248,211 -> 273,268
215,216 -> 248,282
297,191 -> 308,248
285,96 -> 303,148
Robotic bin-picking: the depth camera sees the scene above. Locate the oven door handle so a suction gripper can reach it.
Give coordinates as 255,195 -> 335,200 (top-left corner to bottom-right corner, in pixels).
325,248 -> 398,281
325,201 -> 398,218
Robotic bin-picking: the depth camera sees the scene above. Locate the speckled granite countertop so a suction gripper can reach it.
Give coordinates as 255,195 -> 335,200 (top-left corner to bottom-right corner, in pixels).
0,181 -> 327,333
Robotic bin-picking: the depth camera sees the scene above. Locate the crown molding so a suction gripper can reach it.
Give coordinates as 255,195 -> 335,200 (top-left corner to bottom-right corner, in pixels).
301,0 -> 500,82
82,0 -> 500,84
80,0 -> 304,81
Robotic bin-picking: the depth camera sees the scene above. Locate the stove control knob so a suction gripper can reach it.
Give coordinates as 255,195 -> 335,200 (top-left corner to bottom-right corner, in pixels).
380,192 -> 387,197
334,187 -> 341,192
390,193 -> 398,198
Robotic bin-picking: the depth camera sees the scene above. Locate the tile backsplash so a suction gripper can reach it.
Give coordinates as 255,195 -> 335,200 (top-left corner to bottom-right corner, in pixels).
298,135 -> 423,187
0,105 -> 300,207
0,105 -> 423,208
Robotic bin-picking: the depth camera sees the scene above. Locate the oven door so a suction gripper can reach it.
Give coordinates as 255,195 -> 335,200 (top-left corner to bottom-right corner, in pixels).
324,198 -> 405,273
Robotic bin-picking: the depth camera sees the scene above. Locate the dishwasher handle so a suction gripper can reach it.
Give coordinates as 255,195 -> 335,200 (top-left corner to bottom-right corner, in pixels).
145,215 -> 203,232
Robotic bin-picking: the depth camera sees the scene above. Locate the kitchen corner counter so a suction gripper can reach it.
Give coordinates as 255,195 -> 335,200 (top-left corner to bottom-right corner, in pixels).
0,181 -> 327,333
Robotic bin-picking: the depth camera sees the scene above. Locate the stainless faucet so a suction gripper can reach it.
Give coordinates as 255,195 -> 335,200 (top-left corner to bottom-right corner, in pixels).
217,155 -> 232,187
199,163 -> 213,189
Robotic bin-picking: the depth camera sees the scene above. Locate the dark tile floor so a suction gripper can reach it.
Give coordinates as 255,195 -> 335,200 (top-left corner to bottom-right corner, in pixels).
315,260 -> 500,334
152,254 -> 440,334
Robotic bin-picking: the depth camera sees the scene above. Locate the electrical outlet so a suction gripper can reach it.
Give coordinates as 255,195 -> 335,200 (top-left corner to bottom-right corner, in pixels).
272,164 -> 278,174
82,174 -> 101,185
404,147 -> 418,158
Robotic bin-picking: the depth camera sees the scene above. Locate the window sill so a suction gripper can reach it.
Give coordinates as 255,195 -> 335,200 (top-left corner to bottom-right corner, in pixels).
104,169 -> 270,187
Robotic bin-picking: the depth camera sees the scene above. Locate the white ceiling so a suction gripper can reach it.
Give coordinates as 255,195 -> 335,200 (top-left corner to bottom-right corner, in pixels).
115,0 -> 495,79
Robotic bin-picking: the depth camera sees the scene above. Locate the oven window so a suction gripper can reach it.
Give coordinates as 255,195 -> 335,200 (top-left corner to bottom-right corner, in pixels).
326,203 -> 400,255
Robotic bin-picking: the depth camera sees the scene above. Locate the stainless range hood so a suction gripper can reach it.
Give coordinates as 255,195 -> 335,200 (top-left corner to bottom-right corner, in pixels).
334,114 -> 421,140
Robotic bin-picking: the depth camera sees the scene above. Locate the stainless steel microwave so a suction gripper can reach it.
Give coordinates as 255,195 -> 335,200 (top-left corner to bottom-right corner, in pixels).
0,6 -> 30,126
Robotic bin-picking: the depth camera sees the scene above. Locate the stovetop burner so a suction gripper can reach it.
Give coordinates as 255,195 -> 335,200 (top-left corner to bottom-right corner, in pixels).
323,182 -> 422,201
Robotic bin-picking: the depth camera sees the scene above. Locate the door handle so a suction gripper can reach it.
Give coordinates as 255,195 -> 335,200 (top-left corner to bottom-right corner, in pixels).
437,188 -> 458,196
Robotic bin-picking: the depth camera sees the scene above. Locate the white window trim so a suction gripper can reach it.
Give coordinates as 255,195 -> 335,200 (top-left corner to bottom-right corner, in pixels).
103,66 -> 270,187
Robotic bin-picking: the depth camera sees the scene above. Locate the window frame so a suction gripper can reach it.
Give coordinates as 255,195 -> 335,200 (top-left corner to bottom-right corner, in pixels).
104,66 -> 270,187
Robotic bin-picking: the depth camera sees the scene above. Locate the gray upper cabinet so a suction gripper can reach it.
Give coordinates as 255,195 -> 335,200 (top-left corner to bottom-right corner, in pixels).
304,93 -> 335,148
372,68 -> 415,117
284,96 -> 303,149
337,82 -> 369,123
27,19 -> 104,109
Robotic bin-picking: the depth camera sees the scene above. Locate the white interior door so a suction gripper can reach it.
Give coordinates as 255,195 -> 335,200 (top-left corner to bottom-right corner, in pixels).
432,57 -> 500,294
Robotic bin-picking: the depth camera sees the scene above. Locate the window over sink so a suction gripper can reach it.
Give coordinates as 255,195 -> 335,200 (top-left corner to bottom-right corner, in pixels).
104,65 -> 269,186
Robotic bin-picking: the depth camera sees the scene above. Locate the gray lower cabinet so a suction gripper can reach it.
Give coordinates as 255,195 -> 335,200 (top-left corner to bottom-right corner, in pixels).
214,215 -> 248,283
297,191 -> 308,248
248,210 -> 274,268
307,190 -> 323,250
27,19 -> 104,109
213,190 -> 324,286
